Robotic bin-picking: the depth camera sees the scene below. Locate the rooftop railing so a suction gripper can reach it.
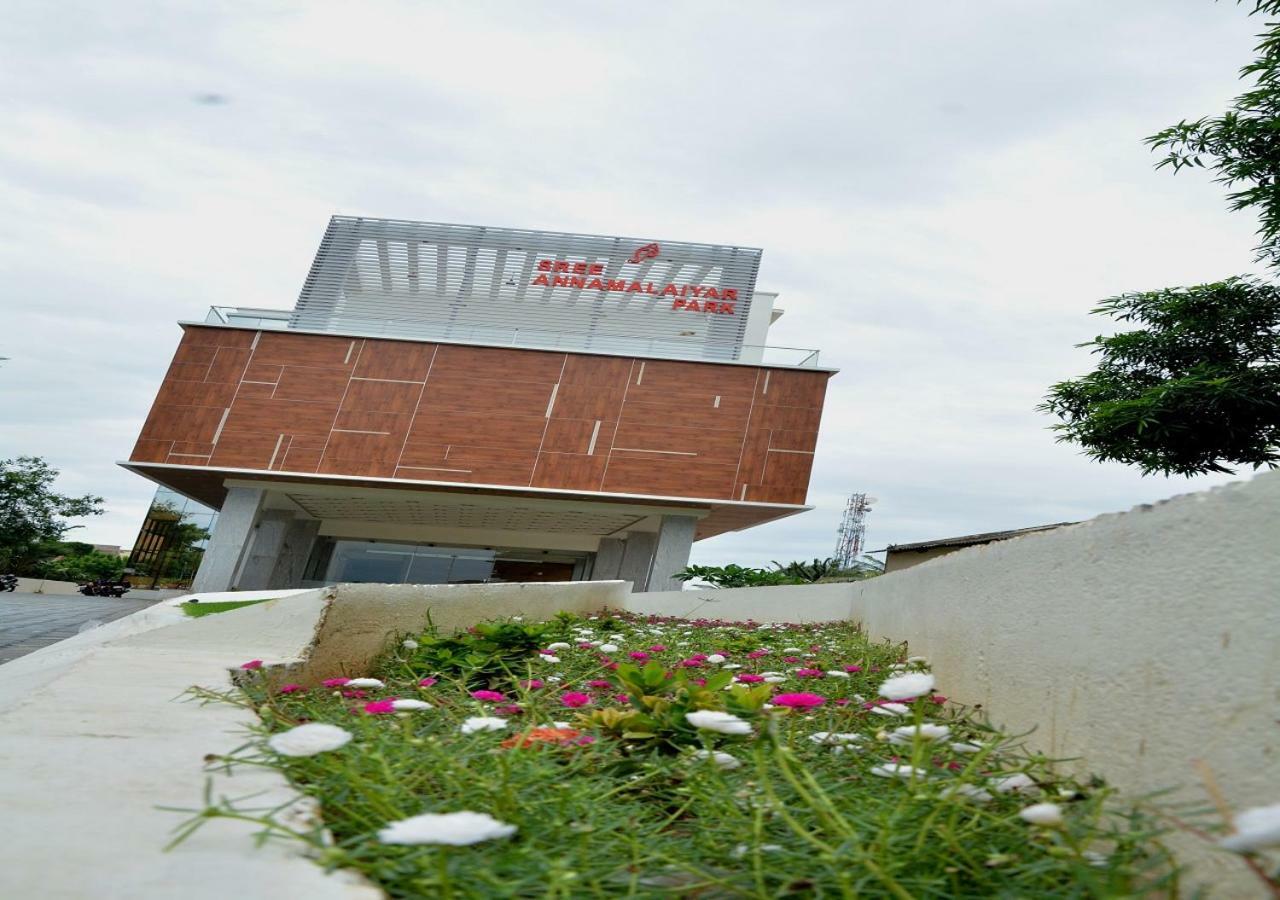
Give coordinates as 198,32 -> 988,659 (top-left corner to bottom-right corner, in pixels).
203,306 -> 823,368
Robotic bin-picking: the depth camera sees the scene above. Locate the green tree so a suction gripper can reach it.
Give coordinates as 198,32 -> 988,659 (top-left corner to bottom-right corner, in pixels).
0,457 -> 103,573
1042,2 -> 1280,476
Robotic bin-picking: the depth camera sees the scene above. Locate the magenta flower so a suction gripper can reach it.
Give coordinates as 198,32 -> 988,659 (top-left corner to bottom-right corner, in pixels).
736,673 -> 765,683
521,679 -> 545,690
560,692 -> 592,708
342,689 -> 368,699
587,679 -> 612,690
834,698 -> 851,706
844,664 -> 863,673
577,642 -> 593,649
679,659 -> 704,668
772,692 -> 827,709
747,650 -> 769,659
363,699 -> 396,714
783,656 -> 802,664
795,668 -> 825,678
603,661 -> 619,671
277,684 -> 304,694
471,690 -> 506,702
240,659 -> 263,670
613,693 -> 631,703
648,644 -> 667,652
323,677 -> 351,688
628,651 -> 650,661
688,653 -> 709,662
495,704 -> 524,715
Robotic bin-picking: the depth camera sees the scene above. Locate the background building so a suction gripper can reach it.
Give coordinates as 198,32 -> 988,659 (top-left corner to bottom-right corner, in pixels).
121,217 -> 835,592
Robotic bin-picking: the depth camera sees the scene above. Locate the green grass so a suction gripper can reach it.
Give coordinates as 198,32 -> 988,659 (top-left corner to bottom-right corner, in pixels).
184,610 -> 1178,897
181,599 -> 269,618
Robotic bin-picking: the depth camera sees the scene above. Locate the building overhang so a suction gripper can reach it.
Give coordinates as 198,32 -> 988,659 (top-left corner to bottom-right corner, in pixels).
118,461 -> 812,541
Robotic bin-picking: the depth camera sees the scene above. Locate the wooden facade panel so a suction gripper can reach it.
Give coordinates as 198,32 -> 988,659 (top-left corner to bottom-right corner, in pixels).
532,453 -> 608,491
274,367 -> 351,403
130,327 -> 832,507
354,341 -> 436,382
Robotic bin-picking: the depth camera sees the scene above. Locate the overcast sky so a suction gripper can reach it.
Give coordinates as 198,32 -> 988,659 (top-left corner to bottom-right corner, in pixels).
0,1 -> 1267,565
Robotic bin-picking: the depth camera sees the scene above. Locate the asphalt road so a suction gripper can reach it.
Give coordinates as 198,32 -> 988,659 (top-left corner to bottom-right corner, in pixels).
0,591 -> 157,664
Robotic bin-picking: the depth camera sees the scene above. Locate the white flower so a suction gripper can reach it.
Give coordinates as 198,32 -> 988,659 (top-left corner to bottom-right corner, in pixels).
686,710 -> 753,735
378,811 -> 516,846
871,763 -> 927,779
942,783 -> 993,804
831,745 -> 863,755
267,723 -> 353,757
546,675 -> 563,682
402,639 -> 419,650
907,656 -> 928,664
809,731 -> 863,745
706,654 -> 726,664
721,663 -> 742,670
1018,802 -> 1064,826
1220,802 -> 1280,852
825,670 -> 851,678
878,672 -> 935,701
346,678 -> 384,688
731,843 -> 782,858
391,699 -> 432,711
992,773 -> 1038,794
691,749 -> 741,770
782,647 -> 802,653
870,703 -> 910,717
950,742 -> 983,754
599,644 -> 619,653
888,723 -> 951,745
546,642 -> 571,651
540,655 -> 561,663
459,716 -> 508,735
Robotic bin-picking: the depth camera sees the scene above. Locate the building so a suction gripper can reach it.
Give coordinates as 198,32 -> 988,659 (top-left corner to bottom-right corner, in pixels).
120,217 -> 835,592
882,522 -> 1074,573
125,487 -> 218,588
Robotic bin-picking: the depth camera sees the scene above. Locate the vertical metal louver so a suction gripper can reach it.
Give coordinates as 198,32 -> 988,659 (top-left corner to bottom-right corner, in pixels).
289,217 -> 763,361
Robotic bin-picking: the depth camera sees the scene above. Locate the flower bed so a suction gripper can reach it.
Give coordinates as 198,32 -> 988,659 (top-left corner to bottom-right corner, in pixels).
190,611 -> 1177,897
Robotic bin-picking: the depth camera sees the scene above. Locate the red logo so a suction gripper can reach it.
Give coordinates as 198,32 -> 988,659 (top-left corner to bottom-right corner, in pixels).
628,242 -> 660,264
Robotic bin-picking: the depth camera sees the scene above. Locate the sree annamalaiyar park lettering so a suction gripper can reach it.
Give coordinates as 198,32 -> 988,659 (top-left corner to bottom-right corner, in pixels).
531,260 -> 738,315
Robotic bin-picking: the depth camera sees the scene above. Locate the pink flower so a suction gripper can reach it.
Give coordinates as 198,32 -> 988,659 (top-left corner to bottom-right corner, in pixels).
560,692 -> 592,708
783,656 -> 802,664
648,644 -> 667,652
931,695 -> 948,705
795,668 -> 825,678
240,659 -> 263,670
628,651 -> 650,661
577,642 -> 593,649
277,684 -> 304,694
603,661 -> 619,671
736,673 -> 765,683
772,692 -> 827,709
834,698 -> 851,706
495,704 -> 523,715
342,689 -> 368,699
844,665 -> 863,673
747,650 -> 769,659
364,699 -> 396,714
689,653 -> 709,662
587,679 -> 612,690
323,677 -> 351,688
613,693 -> 631,703
471,690 -> 506,702
418,677 -> 437,688
521,679 -> 545,690
538,649 -> 556,656
679,659 -> 704,668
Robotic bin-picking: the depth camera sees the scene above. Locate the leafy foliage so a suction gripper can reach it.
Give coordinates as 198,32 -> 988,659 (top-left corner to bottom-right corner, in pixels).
404,616 -> 573,687
678,558 -> 884,588
674,564 -> 792,588
0,457 -> 103,573
36,547 -> 126,582
1045,4 -> 1280,476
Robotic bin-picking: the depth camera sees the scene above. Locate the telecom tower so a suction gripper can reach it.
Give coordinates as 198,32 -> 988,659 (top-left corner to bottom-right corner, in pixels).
834,493 -> 873,568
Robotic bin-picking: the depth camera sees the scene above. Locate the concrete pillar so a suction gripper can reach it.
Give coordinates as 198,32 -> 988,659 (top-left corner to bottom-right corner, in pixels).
591,538 -> 625,580
617,531 -> 657,591
235,510 -> 295,591
268,519 -> 321,589
646,514 -> 697,593
190,487 -> 265,593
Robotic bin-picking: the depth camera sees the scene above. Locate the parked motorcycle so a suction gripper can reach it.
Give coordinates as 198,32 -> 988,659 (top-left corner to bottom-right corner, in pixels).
0,574 -> 17,592
77,579 -> 132,598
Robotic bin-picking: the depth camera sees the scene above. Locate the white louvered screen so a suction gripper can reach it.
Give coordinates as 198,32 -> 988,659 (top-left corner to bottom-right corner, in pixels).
290,217 -> 763,361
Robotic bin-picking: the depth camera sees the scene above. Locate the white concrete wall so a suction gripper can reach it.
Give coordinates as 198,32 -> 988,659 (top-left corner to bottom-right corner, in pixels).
629,471 -> 1280,896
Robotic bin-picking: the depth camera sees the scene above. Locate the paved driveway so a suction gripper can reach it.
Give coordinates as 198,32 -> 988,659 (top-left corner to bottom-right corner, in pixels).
0,592 -> 157,664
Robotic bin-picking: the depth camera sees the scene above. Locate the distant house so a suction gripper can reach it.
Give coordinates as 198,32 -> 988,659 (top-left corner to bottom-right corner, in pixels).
882,523 -> 1074,573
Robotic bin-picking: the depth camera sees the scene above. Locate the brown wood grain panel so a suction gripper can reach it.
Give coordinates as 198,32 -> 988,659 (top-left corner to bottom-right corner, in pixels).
550,382 -> 626,421
339,379 -> 422,415
354,341 -> 436,382
560,355 -> 633,385
406,410 -> 547,450
443,446 -> 538,485
630,360 -> 758,398
236,382 -> 275,399
273,367 -> 351,403
171,441 -> 215,456
322,431 -> 405,464
224,397 -> 339,435
317,456 -> 396,478
253,332 -> 359,368
205,348 -> 253,384
748,403 -> 823,433
154,379 -> 237,409
181,327 -> 255,350
430,345 -> 565,382
758,370 -> 828,408
281,446 -> 323,473
611,421 -> 746,458
420,377 -> 554,415
333,409 -> 410,435
131,438 -> 171,463
287,430 -> 334,450
209,430 -> 282,469
602,455 -> 738,499
532,452 -> 608,490
167,361 -> 212,381
735,428 -> 770,488
242,361 -> 283,384
139,404 -> 226,444
618,398 -> 751,431
768,429 -> 820,452
541,418 -> 599,455
398,443 -> 450,467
